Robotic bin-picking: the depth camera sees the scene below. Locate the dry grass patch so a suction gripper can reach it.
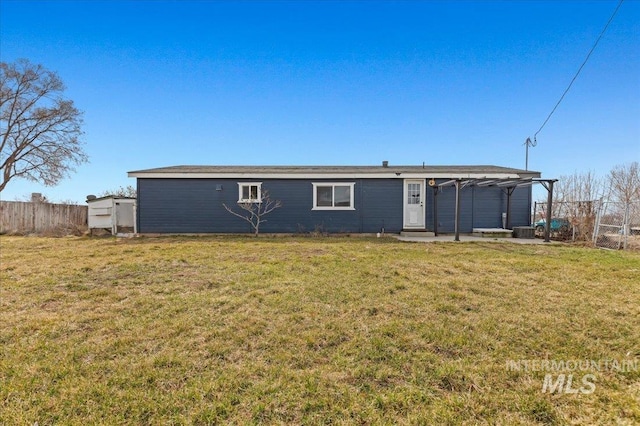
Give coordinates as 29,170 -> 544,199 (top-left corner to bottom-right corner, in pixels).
1,236 -> 639,425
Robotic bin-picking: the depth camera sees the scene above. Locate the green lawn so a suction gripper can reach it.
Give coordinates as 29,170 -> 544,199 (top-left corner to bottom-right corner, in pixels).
1,236 -> 639,425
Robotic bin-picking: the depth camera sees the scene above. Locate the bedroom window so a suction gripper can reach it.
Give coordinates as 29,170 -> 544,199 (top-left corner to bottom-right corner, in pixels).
238,182 -> 262,203
312,183 -> 355,210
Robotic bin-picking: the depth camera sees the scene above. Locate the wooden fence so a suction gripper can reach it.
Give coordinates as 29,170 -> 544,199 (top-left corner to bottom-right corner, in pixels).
0,201 -> 88,234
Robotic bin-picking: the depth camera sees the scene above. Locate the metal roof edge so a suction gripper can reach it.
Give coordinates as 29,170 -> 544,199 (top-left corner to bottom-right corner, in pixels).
86,195 -> 137,203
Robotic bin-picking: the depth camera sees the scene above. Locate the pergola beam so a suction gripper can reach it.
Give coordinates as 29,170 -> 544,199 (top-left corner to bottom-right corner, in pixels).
476,180 -> 498,187
497,180 -> 522,187
438,179 -> 458,187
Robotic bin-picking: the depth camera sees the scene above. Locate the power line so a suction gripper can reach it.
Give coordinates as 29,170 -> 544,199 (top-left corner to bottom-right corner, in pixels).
533,0 -> 625,141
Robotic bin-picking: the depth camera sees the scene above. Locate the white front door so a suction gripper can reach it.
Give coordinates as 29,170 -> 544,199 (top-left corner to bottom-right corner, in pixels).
404,179 -> 425,229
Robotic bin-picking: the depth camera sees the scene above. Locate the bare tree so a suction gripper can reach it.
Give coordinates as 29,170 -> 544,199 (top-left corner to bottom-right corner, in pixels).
554,170 -> 603,206
1,59 -> 87,192
608,162 -> 640,205
223,189 -> 282,236
607,161 -> 640,230
548,170 -> 604,240
98,185 -> 137,198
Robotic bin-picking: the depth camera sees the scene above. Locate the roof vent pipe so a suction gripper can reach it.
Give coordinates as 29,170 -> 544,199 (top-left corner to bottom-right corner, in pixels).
382,161 -> 389,168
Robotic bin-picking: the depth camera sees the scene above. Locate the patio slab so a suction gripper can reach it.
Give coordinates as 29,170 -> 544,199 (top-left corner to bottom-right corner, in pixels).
394,234 -> 556,244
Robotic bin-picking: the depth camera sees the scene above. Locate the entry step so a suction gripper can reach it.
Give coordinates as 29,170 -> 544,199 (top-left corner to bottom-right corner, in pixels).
400,230 -> 435,237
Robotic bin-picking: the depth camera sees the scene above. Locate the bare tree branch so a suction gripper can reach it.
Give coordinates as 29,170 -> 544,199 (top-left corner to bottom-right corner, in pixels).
97,185 -> 137,198
0,59 -> 87,192
223,189 -> 282,236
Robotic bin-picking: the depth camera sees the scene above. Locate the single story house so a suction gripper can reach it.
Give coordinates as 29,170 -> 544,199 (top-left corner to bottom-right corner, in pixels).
128,163 -> 542,234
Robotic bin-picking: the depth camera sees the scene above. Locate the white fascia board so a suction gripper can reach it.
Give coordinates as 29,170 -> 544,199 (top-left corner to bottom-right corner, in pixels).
127,172 -> 523,179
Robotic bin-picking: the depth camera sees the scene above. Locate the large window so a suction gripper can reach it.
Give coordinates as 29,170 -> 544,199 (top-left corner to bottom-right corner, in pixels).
312,183 -> 355,210
238,182 -> 262,203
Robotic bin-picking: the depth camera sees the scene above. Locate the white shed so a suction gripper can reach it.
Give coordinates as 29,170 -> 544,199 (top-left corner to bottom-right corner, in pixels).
87,196 -> 136,235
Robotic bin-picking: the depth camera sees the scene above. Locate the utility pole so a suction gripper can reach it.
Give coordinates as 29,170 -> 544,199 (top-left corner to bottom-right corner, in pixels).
524,137 -> 537,171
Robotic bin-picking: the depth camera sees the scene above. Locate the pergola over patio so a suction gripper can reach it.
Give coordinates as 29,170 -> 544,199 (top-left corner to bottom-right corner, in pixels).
434,177 -> 559,242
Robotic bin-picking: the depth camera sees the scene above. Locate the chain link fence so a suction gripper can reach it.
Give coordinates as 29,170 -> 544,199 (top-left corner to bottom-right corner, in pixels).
594,201 -> 640,250
533,200 -> 600,241
533,199 -> 639,249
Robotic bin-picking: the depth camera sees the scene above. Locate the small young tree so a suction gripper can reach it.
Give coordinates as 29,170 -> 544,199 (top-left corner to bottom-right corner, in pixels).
223,189 -> 282,236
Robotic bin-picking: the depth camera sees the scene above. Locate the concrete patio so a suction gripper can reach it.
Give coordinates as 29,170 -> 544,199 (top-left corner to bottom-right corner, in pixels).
394,234 -> 557,244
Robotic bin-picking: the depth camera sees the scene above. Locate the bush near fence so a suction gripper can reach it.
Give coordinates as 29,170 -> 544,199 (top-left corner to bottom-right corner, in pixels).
0,201 -> 88,236
534,200 -> 599,242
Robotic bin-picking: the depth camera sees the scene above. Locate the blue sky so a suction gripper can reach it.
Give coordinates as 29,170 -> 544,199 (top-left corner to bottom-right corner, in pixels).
1,0 -> 639,203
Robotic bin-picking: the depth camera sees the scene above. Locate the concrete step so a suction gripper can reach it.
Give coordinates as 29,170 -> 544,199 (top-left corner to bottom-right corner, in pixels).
400,230 -> 435,237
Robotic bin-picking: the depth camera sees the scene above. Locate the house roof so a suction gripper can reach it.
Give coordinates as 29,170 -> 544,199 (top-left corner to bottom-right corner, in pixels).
128,164 -> 541,180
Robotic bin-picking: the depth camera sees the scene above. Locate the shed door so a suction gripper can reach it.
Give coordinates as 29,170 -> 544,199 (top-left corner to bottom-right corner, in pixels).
404,179 -> 425,229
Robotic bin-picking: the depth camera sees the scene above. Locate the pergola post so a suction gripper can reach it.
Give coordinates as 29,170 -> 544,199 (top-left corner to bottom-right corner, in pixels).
505,187 -> 515,229
433,186 -> 438,237
454,179 -> 461,242
544,180 -> 554,243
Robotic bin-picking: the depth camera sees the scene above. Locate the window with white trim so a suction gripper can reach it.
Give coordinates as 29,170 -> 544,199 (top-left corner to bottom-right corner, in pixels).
238,182 -> 262,203
312,183 -> 355,210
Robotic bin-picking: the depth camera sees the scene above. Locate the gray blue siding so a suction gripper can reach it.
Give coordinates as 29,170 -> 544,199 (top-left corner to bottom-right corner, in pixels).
137,178 -> 403,234
136,178 -> 531,234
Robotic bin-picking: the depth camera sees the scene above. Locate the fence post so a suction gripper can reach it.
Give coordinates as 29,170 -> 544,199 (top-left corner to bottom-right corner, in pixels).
31,202 -> 36,233
623,203 -> 630,250
592,198 -> 601,244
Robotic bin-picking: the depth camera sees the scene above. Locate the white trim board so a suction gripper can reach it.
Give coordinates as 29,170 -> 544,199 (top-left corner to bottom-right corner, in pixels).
128,172 -> 524,180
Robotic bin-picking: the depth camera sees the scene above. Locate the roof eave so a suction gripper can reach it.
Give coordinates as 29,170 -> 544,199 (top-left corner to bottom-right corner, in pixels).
128,171 -> 540,179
